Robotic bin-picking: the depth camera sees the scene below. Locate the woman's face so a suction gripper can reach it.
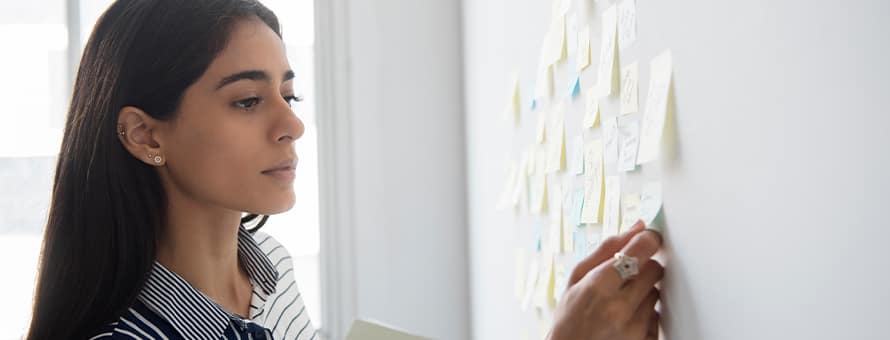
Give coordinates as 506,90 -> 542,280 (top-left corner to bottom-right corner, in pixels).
150,17 -> 304,216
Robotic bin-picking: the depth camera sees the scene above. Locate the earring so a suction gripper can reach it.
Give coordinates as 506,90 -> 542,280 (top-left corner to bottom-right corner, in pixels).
117,124 -> 126,136
147,153 -> 163,164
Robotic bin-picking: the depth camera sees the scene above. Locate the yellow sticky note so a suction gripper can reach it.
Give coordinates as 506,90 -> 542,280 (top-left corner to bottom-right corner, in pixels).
583,88 -> 600,128
620,62 -> 639,115
506,73 -> 521,124
521,258 -> 540,311
576,25 -> 591,71
549,185 -> 564,253
620,193 -> 641,232
535,254 -> 556,309
597,5 -> 618,97
553,263 -> 568,304
603,175 -> 621,236
546,115 -> 566,172
580,139 -> 604,224
637,50 -> 674,165
550,15 -> 567,64
496,162 -> 517,210
563,209 -> 574,252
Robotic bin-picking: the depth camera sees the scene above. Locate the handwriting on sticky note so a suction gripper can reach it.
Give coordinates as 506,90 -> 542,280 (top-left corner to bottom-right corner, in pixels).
620,62 -> 639,115
580,139 -> 603,223
618,120 -> 640,172
617,0 -> 637,49
597,5 -> 618,97
603,117 -> 619,164
602,176 -> 621,236
620,193 -> 641,232
637,50 -> 674,165
640,182 -> 663,227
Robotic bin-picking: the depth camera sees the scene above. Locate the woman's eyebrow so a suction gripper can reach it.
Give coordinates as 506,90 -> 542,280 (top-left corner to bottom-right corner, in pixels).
215,69 -> 295,90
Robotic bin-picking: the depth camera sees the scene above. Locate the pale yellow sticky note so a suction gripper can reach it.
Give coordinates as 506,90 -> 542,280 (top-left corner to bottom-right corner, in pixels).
535,63 -> 553,99
515,249 -> 527,300
496,162 -> 517,210
603,117 -> 619,164
620,62 -> 639,115
580,139 -> 604,224
640,181 -> 663,228
576,25 -> 591,71
620,193 -> 641,232
527,147 -> 537,175
536,111 -> 547,144
506,73 -> 521,124
536,147 -> 548,174
511,160 -> 526,208
563,214 -> 574,252
550,185 -> 563,253
583,88 -> 600,128
546,114 -> 566,173
637,50 -> 674,165
618,0 -> 638,50
617,120 -> 640,172
596,5 -> 618,97
602,176 -> 621,236
535,254 -> 556,309
531,174 -> 548,215
553,263 -> 568,304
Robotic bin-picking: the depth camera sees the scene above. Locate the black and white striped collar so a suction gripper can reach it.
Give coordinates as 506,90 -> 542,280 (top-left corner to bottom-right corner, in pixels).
136,224 -> 279,339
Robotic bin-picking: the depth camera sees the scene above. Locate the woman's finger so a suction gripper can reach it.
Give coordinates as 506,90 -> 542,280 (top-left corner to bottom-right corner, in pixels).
619,260 -> 664,308
568,220 -> 646,287
624,288 -> 659,337
647,311 -> 660,340
594,229 -> 663,292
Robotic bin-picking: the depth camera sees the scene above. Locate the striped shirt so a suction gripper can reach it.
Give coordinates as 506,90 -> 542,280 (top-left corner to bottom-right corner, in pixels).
88,226 -> 317,340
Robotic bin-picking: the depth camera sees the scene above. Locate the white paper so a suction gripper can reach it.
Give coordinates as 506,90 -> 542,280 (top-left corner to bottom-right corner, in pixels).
618,0 -> 637,49
602,176 -> 621,236
597,5 -> 618,97
637,50 -> 674,164
620,62 -> 639,115
617,120 -> 640,172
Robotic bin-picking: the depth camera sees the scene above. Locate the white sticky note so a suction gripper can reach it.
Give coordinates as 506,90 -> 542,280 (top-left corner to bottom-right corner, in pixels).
515,249 -> 527,300
549,185 -> 564,252
521,258 -> 540,311
535,253 -> 555,309
577,25 -> 591,72
550,15 -> 567,64
570,135 -> 585,175
597,5 -> 618,97
496,162 -> 517,210
617,120 -> 640,172
603,117 -> 619,164
620,193 -> 641,232
620,62 -> 639,115
603,176 -> 621,237
618,0 -> 637,49
553,263 -> 568,304
531,174 -> 548,215
637,50 -> 674,165
535,63 -> 553,100
583,88 -> 600,128
536,111 -> 547,144
640,182 -> 663,228
527,147 -> 537,175
580,139 -> 604,224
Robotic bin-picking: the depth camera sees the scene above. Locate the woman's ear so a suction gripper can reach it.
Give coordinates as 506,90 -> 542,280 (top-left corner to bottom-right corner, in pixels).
117,106 -> 167,166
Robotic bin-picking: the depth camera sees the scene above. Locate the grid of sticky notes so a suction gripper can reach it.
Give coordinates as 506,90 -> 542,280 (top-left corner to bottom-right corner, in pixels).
497,0 -> 673,336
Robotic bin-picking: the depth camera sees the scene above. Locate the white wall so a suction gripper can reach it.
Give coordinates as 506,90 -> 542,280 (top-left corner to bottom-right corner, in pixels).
341,1 -> 470,339
461,0 -> 890,340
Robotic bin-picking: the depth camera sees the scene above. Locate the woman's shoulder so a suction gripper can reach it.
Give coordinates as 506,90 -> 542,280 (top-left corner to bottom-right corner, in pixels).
86,301 -> 177,339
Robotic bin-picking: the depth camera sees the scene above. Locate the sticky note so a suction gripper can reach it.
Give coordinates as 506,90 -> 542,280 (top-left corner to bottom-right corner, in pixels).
534,223 -> 543,251
531,174 -> 548,215
571,188 -> 585,226
553,263 -> 568,303
546,113 -> 566,172
583,88 -> 600,128
640,182 -> 663,228
521,258 -> 540,311
597,5 -> 618,97
496,162 -> 517,210
573,230 -> 587,262
620,62 -> 639,115
602,176 -> 621,237
549,187 -> 564,253
536,147 -> 548,174
580,139 -> 603,224
637,50 -> 674,165
603,117 -> 619,164
620,193 -> 641,232
527,147 -> 537,175
618,0 -> 637,49
535,254 -> 555,309
510,162 -> 526,207
510,74 -> 521,122
570,136 -> 585,175
617,120 -> 641,172
577,25 -> 591,71
536,111 -> 547,144
535,64 -> 553,100
570,76 -> 581,98
550,15 -> 567,64
563,214 -> 574,252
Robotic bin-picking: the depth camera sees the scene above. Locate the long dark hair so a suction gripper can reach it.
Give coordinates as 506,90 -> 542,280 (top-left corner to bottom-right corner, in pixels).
27,1 -> 280,338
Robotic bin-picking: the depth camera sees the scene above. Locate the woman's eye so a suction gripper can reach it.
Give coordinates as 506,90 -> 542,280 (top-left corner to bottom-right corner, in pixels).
283,94 -> 304,107
234,97 -> 261,110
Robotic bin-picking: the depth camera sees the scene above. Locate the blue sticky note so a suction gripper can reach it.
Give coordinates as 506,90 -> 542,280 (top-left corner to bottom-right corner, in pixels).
574,230 -> 587,262
534,223 -> 543,252
570,76 -> 581,99
531,98 -> 537,110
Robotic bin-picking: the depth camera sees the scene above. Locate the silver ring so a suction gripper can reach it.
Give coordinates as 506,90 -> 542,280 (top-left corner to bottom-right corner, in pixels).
613,252 -> 640,280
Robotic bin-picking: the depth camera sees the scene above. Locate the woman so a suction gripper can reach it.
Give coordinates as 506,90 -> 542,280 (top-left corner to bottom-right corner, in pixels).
27,0 -> 664,339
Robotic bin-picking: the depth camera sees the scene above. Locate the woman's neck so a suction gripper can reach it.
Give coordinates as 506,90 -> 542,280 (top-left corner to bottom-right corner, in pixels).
155,194 -> 253,317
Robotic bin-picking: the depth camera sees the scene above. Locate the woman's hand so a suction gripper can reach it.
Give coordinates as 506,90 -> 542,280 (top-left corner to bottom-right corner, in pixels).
549,221 -> 664,340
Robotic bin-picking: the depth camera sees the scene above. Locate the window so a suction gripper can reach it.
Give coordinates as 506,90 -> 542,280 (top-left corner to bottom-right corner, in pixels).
0,0 -> 321,337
